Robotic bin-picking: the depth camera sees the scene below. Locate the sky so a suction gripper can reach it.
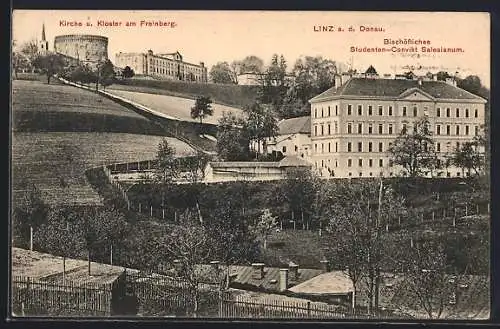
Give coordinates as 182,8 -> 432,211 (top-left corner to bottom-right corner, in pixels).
12,10 -> 490,87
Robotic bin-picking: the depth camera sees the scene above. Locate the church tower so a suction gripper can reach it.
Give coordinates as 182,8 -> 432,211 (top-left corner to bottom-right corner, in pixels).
38,23 -> 49,55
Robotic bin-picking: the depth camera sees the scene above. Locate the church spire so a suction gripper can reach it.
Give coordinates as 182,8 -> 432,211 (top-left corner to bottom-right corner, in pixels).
41,23 -> 46,41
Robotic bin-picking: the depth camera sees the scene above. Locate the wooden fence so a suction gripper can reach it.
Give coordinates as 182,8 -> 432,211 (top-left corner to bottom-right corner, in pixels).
12,276 -> 114,316
219,295 -> 412,319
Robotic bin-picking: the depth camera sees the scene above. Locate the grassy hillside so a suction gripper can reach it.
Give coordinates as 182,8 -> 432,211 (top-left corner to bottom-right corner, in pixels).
111,78 -> 260,109
12,80 -> 165,135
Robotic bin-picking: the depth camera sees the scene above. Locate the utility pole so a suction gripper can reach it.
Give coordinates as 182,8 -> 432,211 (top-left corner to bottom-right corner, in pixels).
374,178 -> 383,315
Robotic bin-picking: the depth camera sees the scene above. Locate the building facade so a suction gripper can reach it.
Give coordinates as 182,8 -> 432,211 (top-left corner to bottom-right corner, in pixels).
115,50 -> 208,83
54,35 -> 108,67
265,116 -> 312,159
237,72 -> 295,86
308,76 -> 486,178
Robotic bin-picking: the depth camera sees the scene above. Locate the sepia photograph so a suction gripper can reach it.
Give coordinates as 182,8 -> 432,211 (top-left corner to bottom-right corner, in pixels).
10,10 -> 490,320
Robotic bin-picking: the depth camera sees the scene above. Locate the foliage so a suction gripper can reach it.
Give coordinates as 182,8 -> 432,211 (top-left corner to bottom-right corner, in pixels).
190,96 -> 214,126
243,102 -> 279,155
388,117 -> 438,177
98,59 -> 116,90
457,75 -> 481,94
216,111 -> 251,161
451,141 -> 484,177
233,55 -> 265,75
250,209 -> 278,250
32,53 -> 66,84
122,66 -> 135,79
209,62 -> 237,84
436,71 -> 452,81
258,54 -> 288,108
182,153 -> 211,183
155,138 -> 179,184
68,64 -> 97,85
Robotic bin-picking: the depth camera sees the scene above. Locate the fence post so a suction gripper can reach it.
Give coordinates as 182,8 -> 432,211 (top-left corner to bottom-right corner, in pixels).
443,209 -> 446,218
398,216 -> 401,226
453,217 -> 456,227
410,237 -> 414,248
432,211 -> 435,221
127,200 -> 130,211
488,202 -> 490,214
476,204 -> 479,215
465,204 -> 468,216
150,206 -> 153,217
454,208 -> 457,218
307,301 -> 311,317
385,223 -> 389,232
139,203 -> 142,213
162,209 -> 165,219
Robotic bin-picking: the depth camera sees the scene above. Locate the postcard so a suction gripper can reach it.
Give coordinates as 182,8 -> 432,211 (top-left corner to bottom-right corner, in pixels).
10,10 -> 490,320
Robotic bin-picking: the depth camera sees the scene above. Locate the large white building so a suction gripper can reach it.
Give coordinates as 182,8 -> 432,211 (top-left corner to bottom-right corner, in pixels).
307,74 -> 487,178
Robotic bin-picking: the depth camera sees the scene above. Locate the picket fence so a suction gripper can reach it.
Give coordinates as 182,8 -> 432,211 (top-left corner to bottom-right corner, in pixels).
11,276 -> 114,316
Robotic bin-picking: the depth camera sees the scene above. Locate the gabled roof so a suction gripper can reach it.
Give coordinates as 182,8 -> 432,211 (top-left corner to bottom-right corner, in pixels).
277,116 -> 311,135
309,78 -> 487,103
288,271 -> 354,295
278,156 -> 312,168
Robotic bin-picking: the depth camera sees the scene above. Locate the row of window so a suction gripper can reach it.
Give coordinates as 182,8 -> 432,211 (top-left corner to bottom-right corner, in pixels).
313,123 -> 481,137
313,104 -> 480,119
313,140 -> 477,154
343,171 -> 466,178
436,124 -> 480,136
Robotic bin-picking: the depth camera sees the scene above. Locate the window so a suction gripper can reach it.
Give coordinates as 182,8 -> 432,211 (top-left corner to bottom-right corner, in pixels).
413,106 -> 418,117
359,172 -> 363,177
379,105 -> 383,116
475,109 -> 478,118
359,159 -> 363,167
321,125 -> 324,136
347,123 -> 352,134
465,125 -> 470,135
348,159 -> 352,167
437,108 -> 441,117
475,126 -> 479,136
379,159 -> 383,167
314,126 -> 318,136
368,106 -> 373,116
328,143 -> 331,153
348,172 -> 352,177
388,106 -> 393,116
335,105 -> 338,116
465,108 -> 469,118
456,125 -> 460,135
368,142 -> 373,152
358,123 -> 363,134
368,124 -> 373,134
335,121 -> 338,133
314,108 -> 318,118
379,142 -> 383,152
369,159 -> 373,167
358,105 -> 362,116
456,108 -> 460,118
402,123 -> 407,134
347,142 -> 352,152
456,142 -> 460,149
446,108 -> 450,117
358,142 -> 362,152
335,142 -> 338,152
348,104 -> 352,115
314,144 -> 317,152
321,108 -> 324,118
402,106 -> 407,116
295,145 -> 298,152
436,125 -> 441,135
389,124 -> 393,134
378,124 -> 383,134
328,106 -> 331,116
328,124 -> 331,135
446,125 -> 451,135
321,143 -> 324,153
282,146 -> 287,153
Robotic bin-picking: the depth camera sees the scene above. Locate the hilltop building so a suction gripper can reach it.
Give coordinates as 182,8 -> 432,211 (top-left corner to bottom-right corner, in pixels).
115,50 -> 208,83
38,23 -> 49,55
308,70 -> 486,178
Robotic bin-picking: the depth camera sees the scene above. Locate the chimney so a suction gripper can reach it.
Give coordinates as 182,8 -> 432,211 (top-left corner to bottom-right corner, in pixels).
341,73 -> 351,86
334,74 -> 342,88
433,74 -> 438,81
279,269 -> 289,292
418,78 -> 423,86
251,263 -> 265,280
320,260 -> 331,273
289,263 -> 299,280
199,62 -> 204,67
445,77 -> 456,87
210,260 -> 220,271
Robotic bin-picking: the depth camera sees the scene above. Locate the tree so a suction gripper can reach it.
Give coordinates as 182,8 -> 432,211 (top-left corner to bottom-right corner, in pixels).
388,117 -> 437,177
34,207 -> 86,283
32,53 -> 66,84
191,96 -> 214,127
323,179 -> 406,314
258,54 -> 288,107
237,55 -> 265,74
98,59 -> 116,90
12,183 -> 49,250
216,111 -> 251,161
457,75 -> 482,95
250,209 -> 278,250
155,138 -> 179,184
165,210 -> 213,317
122,65 -> 135,79
243,102 -> 278,156
436,71 -> 452,81
451,141 -> 484,177
183,153 -> 211,183
209,62 -> 237,84
279,56 -> 337,119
